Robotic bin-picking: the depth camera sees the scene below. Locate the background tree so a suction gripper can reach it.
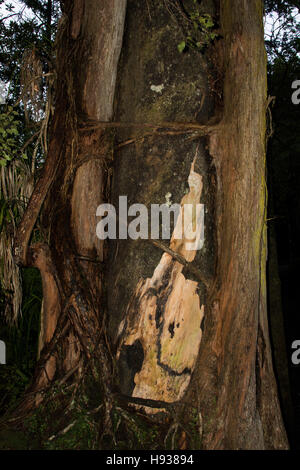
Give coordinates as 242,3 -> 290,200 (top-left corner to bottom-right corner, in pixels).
264,0 -> 300,447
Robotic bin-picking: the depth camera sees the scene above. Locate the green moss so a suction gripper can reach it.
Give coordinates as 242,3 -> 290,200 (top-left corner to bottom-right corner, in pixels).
136,80 -> 201,125
44,412 -> 98,450
110,407 -> 162,450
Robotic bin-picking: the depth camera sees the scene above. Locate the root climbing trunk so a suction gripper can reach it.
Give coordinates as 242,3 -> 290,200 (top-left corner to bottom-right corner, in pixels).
11,0 -> 288,450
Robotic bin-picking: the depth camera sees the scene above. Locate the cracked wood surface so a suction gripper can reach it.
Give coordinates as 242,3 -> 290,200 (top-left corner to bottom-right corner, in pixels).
117,158 -> 205,410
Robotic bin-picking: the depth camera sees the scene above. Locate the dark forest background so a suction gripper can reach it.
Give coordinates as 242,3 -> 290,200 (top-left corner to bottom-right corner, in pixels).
0,0 -> 299,449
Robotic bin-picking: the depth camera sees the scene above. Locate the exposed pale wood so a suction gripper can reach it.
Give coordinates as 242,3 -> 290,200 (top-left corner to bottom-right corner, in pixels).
117,159 -> 205,410
149,239 -> 210,288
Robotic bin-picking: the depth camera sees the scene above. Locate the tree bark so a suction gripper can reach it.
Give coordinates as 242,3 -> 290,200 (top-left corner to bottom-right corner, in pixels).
106,0 -> 288,449
13,0 -> 127,411
12,0 -> 288,450
192,0 -> 288,449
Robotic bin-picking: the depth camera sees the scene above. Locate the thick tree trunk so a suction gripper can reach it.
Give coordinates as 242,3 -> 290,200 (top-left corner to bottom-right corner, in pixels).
193,0 -> 288,449
107,0 -> 288,449
13,0 -> 127,412
12,0 -> 288,450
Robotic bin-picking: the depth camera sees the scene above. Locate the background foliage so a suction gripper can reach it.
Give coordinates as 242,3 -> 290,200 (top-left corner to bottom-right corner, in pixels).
0,0 -> 59,416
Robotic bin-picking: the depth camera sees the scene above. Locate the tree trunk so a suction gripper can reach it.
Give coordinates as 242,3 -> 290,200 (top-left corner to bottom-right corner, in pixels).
13,0 -> 127,414
12,0 -> 288,450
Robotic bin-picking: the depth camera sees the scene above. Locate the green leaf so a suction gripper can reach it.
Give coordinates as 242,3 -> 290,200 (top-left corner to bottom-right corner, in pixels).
7,127 -> 18,136
177,41 -> 186,53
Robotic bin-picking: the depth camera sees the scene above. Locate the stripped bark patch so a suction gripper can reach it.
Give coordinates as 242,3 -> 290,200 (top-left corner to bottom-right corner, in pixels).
117,158 -> 205,411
